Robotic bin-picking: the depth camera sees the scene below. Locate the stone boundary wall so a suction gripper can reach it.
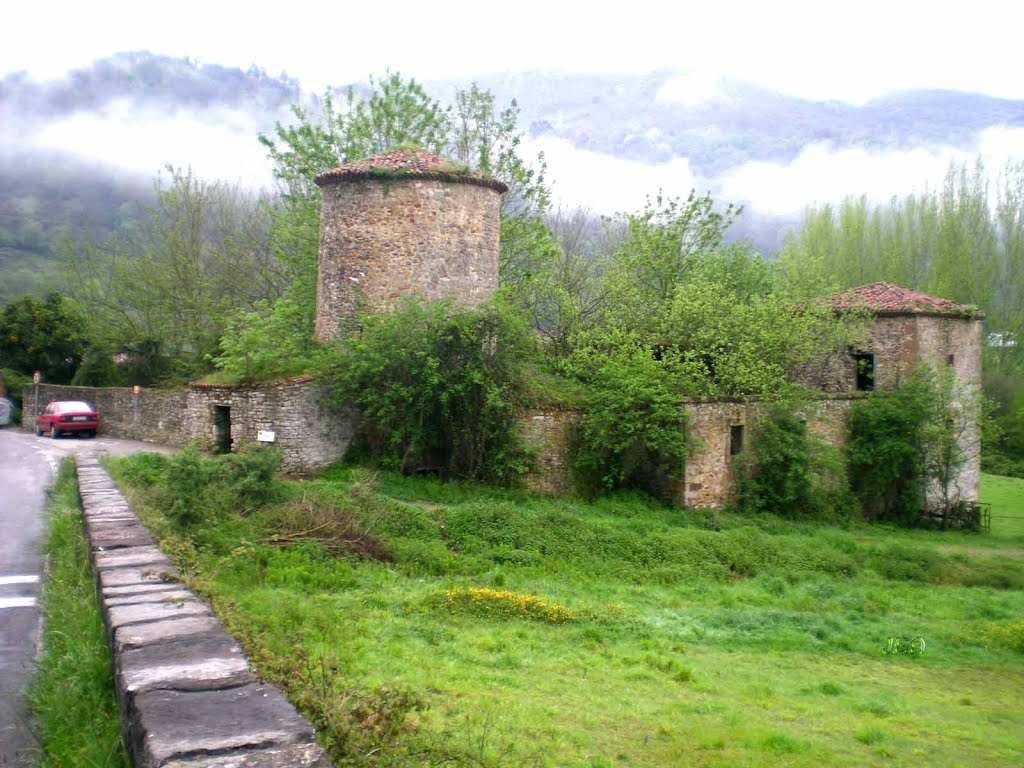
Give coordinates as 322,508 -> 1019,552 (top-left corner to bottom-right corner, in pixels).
22,380 -> 355,475
22,384 -> 191,445
74,456 -> 327,768
187,378 -> 353,473
518,397 -> 871,509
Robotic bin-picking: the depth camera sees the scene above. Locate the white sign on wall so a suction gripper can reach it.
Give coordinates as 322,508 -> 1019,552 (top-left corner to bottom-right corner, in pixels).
257,430 -> 276,443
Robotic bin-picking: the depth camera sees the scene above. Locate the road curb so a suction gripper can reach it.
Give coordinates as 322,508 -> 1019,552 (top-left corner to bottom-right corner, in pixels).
74,456 -> 328,768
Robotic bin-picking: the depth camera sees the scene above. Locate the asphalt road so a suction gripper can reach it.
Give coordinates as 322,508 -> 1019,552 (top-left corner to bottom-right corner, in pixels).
0,428 -> 173,767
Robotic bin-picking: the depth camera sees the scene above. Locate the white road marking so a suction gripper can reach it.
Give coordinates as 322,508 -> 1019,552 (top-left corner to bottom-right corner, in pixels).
0,597 -> 37,609
0,575 -> 40,586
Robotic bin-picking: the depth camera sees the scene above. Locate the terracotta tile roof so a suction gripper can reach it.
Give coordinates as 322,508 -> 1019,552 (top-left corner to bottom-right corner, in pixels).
828,283 -> 985,319
314,148 -> 508,192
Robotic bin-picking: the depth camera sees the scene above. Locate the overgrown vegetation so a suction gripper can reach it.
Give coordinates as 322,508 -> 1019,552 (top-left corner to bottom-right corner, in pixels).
563,338 -> 690,497
847,367 -> 981,524
736,401 -> 853,520
327,300 -> 534,485
106,454 -> 1024,768
122,444 -> 283,527
28,458 -> 129,767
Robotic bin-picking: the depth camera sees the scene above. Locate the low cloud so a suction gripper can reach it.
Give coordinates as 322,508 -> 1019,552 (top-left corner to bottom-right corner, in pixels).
524,136 -> 707,214
28,101 -> 275,188
721,127 -> 1024,216
654,72 -> 731,108
525,127 -> 1024,221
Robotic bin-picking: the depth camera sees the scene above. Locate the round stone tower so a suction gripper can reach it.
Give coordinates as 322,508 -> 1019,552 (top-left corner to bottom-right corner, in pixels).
312,148 -> 508,340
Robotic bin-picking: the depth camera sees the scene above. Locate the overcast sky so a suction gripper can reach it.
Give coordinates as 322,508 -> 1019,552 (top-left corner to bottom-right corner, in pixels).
6,0 -> 1021,103
5,0 -> 1023,217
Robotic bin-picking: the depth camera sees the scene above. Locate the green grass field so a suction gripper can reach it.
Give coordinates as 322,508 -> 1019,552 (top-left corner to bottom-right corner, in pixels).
108,458 -> 1024,767
982,473 -> 1024,540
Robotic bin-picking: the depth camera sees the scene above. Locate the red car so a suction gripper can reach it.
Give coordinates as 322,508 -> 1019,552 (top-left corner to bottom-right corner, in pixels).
35,400 -> 100,438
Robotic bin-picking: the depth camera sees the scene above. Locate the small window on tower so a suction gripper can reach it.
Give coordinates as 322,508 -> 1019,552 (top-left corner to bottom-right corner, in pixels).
729,425 -> 744,456
854,353 -> 875,391
947,354 -> 955,366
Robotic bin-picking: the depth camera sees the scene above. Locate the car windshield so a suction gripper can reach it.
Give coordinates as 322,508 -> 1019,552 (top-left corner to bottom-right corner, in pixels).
54,401 -> 93,412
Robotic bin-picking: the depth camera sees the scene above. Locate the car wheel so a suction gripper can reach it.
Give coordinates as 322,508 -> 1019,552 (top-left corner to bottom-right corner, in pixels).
35,424 -> 43,437
50,425 -> 59,439
86,430 -> 96,439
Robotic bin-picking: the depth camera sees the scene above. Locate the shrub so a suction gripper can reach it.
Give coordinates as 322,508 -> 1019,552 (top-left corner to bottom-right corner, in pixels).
970,619 -> 1024,653
738,405 -> 813,516
562,338 -> 689,498
737,402 -> 855,519
846,370 -> 937,524
115,452 -> 169,487
221,446 -> 283,508
160,444 -> 283,527
441,587 -> 577,623
328,299 -> 534,486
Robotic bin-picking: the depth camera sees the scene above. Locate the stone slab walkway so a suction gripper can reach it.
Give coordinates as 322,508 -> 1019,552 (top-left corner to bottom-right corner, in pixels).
75,456 -> 328,768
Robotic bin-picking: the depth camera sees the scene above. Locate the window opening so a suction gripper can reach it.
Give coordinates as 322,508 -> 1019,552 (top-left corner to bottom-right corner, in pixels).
854,353 -> 875,391
947,354 -> 955,366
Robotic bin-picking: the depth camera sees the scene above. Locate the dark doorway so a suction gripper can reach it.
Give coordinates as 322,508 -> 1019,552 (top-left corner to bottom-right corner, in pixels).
854,353 -> 875,391
213,405 -> 232,454
729,424 -> 744,456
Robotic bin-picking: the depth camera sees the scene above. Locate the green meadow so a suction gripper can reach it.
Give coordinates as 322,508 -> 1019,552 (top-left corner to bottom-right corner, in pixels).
105,456 -> 1024,768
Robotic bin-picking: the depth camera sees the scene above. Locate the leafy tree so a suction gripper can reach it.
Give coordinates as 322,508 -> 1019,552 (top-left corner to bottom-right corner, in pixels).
258,74 -> 551,314
845,366 -> 981,523
327,299 -> 534,485
259,73 -> 451,201
601,191 -> 740,331
61,166 -> 283,382
560,330 -> 689,497
212,296 -> 327,382
0,292 -> 88,383
515,207 -> 613,353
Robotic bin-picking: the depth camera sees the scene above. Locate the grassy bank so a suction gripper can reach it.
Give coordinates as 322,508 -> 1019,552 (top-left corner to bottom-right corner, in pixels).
28,458 -> 128,768
108,455 -> 1024,767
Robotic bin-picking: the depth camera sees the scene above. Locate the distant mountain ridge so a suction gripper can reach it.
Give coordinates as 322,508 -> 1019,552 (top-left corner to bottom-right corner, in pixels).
2,52 -> 1022,300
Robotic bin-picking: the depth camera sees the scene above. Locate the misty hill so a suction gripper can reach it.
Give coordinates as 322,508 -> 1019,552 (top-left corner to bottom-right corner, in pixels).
476,71 -> 1023,174
2,52 -> 1022,300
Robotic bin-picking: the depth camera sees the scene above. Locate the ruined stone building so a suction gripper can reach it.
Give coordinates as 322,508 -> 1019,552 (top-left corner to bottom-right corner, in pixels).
24,149 -> 985,510
678,283 -> 984,509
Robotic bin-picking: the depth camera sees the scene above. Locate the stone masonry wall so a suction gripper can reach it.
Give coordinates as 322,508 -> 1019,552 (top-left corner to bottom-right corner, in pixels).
520,408 -> 581,495
188,377 -> 354,473
315,178 -> 501,339
22,384 -> 192,444
23,379 -> 355,474
678,397 -> 860,509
